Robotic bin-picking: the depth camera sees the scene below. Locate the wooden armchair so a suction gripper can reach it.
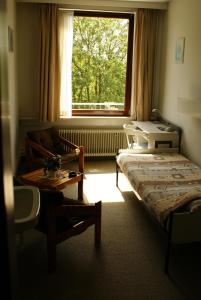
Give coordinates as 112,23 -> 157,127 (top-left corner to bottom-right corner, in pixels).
25,127 -> 84,199
25,127 -> 84,168
37,190 -> 102,272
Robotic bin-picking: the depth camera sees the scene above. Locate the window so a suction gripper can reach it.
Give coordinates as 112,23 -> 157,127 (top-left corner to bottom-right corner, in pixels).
72,11 -> 134,116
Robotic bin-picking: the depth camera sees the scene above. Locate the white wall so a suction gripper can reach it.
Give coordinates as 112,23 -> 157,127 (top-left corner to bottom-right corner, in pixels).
1,1 -> 18,295
6,0 -> 19,172
17,1 -> 167,129
16,0 -> 168,10
16,2 -> 172,154
17,3 -> 40,120
16,1 -> 138,141
16,2 -> 137,153
159,0 -> 201,166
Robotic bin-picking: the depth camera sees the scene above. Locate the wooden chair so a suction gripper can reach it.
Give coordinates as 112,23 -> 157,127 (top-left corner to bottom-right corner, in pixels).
37,190 -> 102,272
25,127 -> 84,199
25,127 -> 84,169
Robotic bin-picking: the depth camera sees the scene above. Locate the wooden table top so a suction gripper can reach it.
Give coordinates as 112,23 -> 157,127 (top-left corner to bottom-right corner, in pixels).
19,168 -> 82,190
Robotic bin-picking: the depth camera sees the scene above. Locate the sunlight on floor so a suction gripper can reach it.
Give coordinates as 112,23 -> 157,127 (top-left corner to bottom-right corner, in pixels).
63,171 -> 132,203
84,172 -> 132,203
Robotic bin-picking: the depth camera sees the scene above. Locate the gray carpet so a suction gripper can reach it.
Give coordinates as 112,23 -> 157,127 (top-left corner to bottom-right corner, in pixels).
17,191 -> 201,300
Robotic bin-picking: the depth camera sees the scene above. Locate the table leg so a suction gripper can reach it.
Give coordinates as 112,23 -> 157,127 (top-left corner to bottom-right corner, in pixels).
78,174 -> 83,200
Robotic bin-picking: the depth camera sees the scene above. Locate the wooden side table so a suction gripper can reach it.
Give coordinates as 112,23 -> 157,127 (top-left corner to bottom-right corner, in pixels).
19,168 -> 83,200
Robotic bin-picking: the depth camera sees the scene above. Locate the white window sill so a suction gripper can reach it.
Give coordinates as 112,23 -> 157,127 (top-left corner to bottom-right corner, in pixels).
19,115 -> 133,128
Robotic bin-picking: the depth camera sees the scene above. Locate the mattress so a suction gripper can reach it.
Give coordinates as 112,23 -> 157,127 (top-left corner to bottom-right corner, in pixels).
117,152 -> 201,226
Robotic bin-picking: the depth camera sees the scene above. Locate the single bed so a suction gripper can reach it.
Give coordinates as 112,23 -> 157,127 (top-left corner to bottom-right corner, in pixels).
116,152 -> 201,272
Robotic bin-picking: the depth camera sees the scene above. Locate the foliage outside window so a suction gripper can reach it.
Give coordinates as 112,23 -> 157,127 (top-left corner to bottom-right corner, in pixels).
72,11 -> 134,116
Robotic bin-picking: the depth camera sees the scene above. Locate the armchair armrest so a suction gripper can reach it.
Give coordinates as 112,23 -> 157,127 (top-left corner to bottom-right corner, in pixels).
58,135 -> 80,149
25,138 -> 54,158
58,136 -> 84,160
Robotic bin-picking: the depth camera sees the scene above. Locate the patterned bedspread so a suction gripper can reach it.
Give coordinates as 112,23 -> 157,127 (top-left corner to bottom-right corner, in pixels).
117,152 -> 201,226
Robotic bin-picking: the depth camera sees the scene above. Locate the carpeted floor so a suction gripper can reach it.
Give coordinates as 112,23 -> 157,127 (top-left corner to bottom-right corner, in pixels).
17,159 -> 201,300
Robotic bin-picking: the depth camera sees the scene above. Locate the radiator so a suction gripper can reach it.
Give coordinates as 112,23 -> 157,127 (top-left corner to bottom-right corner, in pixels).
59,128 -> 127,157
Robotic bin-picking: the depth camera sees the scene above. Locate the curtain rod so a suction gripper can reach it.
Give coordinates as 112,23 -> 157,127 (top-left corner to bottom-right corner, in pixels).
59,7 -> 135,14
16,0 -> 168,10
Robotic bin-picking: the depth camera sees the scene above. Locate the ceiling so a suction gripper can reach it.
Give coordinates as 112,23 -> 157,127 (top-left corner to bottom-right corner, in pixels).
127,0 -> 169,1
103,0 -> 170,2
16,0 -> 170,9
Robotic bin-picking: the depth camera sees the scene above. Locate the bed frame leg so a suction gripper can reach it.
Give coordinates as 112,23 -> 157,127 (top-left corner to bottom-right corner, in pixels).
116,165 -> 119,187
116,151 -> 119,188
165,214 -> 173,274
165,236 -> 171,274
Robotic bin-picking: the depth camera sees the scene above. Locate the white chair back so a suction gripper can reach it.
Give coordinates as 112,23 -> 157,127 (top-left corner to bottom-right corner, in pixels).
123,124 -> 144,149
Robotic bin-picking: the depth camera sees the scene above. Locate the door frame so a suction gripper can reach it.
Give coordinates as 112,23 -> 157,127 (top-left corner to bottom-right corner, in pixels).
0,1 -> 17,299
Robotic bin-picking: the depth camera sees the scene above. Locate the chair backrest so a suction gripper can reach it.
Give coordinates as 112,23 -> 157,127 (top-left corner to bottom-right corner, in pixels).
27,127 -> 66,156
123,124 -> 143,149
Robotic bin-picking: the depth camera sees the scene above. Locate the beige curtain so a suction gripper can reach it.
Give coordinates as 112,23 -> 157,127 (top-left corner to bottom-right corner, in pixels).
59,10 -> 74,118
39,4 -> 60,122
134,9 -> 160,121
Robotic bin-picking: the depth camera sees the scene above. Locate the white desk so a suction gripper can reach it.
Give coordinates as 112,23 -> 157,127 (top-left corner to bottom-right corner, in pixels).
130,121 -> 180,152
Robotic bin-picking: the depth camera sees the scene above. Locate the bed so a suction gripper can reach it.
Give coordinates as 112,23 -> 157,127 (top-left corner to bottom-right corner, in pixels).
116,152 -> 201,272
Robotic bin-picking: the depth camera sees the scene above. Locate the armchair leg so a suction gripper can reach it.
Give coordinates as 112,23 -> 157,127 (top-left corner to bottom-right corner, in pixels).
47,238 -> 56,272
46,204 -> 57,272
78,174 -> 83,201
78,146 -> 84,201
95,201 -> 102,247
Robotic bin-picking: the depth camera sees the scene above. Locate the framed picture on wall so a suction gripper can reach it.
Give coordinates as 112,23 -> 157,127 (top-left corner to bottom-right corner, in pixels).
175,37 -> 185,64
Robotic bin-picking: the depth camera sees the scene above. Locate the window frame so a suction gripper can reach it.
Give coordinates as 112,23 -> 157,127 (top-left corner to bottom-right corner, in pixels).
72,10 -> 134,117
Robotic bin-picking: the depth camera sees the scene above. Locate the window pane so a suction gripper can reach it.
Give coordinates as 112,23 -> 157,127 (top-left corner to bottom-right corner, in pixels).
72,16 -> 129,112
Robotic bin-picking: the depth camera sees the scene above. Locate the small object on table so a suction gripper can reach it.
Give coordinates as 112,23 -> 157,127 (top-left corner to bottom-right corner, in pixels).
69,171 -> 77,178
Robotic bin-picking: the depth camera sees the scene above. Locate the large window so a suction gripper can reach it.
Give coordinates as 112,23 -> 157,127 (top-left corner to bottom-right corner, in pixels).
72,11 -> 134,116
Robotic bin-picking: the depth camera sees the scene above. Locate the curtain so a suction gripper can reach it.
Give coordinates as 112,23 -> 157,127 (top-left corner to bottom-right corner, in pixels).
59,10 -> 74,118
39,4 -> 60,122
133,9 -> 160,121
